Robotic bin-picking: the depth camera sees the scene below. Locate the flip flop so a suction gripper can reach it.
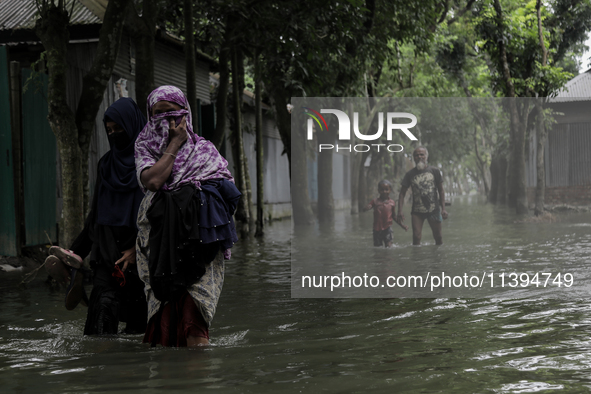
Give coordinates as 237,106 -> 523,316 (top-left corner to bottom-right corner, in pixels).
65,268 -> 85,310
45,255 -> 70,287
49,246 -> 82,269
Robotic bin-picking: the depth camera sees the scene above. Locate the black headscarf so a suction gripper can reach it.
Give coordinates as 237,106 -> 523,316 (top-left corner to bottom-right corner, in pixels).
96,97 -> 147,228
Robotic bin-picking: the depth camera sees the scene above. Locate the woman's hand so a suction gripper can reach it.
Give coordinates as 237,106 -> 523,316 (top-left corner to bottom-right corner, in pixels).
115,246 -> 136,272
169,116 -> 187,148
140,116 -> 187,192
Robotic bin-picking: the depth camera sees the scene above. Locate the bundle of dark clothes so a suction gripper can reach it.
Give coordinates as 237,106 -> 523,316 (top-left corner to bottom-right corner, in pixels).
70,166 -> 147,336
146,178 -> 241,303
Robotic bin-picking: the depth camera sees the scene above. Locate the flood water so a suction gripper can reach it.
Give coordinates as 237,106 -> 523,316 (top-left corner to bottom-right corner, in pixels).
2,196 -> 591,393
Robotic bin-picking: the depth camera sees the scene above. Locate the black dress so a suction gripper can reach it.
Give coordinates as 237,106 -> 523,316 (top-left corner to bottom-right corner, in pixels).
69,163 -> 147,335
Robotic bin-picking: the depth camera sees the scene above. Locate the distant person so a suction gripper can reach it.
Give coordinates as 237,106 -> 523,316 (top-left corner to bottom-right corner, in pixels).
363,180 -> 407,248
134,85 -> 240,347
45,97 -> 148,335
397,146 -> 448,245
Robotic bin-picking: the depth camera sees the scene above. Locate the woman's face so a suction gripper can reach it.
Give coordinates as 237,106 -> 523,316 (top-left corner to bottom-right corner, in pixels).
152,100 -> 182,116
106,121 -> 123,135
106,121 -> 130,149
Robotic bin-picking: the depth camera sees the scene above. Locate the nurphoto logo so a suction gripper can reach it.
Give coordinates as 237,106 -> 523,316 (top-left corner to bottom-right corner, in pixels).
303,107 -> 418,153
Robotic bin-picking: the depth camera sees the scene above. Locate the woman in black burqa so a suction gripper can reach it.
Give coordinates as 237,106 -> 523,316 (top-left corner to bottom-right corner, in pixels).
46,97 -> 148,335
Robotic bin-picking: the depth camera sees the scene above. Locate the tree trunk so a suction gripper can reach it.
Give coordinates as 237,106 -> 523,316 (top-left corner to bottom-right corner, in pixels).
534,0 -> 548,216
317,126 -> 335,223
503,100 -> 531,213
239,51 -> 254,234
9,62 -> 23,255
350,152 -> 361,214
510,107 -> 529,214
244,146 -> 255,233
367,153 -> 383,199
76,0 -> 130,214
454,172 -> 464,195
460,81 -> 492,199
534,100 -> 547,216
290,110 -> 314,225
497,154 -> 508,204
127,0 -> 160,115
133,33 -> 154,114
493,0 -> 528,214
230,45 -> 250,237
254,53 -> 264,237
473,132 -> 490,196
354,103 -> 382,212
489,155 -> 499,203
35,3 -> 83,248
264,68 -> 313,225
357,151 -> 369,212
211,37 -> 230,149
184,0 -> 198,132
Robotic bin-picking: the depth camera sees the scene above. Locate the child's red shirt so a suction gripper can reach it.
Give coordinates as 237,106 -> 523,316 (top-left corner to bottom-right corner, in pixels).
368,198 -> 396,231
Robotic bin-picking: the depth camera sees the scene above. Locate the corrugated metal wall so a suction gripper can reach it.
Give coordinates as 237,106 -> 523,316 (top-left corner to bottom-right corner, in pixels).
195,59 -> 211,105
0,0 -> 101,30
63,39 -> 212,209
529,122 -> 591,187
224,111 -> 291,204
547,124 -> 570,187
21,68 -> 57,245
263,112 -> 281,140
0,45 -> 17,256
64,43 -> 109,210
569,123 -> 591,185
113,34 -> 133,80
264,135 -> 291,203
153,41 -> 211,104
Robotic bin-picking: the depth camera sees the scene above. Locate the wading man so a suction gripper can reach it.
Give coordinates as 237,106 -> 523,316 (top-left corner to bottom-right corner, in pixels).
397,146 -> 448,245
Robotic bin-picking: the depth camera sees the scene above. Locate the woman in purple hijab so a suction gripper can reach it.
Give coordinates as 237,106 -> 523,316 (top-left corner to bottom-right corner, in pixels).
135,85 -> 240,347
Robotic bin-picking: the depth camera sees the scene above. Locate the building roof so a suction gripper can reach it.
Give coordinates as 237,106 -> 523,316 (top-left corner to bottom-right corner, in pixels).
550,69 -> 591,103
0,0 -> 218,67
0,0 -> 103,31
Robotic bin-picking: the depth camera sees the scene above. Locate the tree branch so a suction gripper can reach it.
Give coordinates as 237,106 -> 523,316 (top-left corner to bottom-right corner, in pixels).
536,0 -> 548,67
447,0 -> 476,25
493,0 -> 515,98
437,0 -> 450,25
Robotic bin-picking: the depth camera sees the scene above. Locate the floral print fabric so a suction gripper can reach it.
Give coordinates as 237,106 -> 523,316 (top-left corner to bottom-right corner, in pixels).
134,85 -> 234,325
134,85 -> 234,193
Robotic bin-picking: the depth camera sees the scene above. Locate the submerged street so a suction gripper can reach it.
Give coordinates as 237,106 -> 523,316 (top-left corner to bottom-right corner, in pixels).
2,196 -> 591,393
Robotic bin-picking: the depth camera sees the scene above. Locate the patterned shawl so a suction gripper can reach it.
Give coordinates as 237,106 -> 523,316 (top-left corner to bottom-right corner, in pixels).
134,85 -> 233,192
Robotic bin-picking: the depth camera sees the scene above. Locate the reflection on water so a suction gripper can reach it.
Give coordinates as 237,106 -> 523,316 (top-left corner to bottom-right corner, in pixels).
2,196 -> 591,392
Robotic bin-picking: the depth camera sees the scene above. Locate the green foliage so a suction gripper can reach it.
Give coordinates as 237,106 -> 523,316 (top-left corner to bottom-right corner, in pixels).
162,0 -> 591,196
475,0 -> 591,97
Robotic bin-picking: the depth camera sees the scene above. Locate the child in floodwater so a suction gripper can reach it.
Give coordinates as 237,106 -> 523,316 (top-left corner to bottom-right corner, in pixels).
363,180 -> 408,247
